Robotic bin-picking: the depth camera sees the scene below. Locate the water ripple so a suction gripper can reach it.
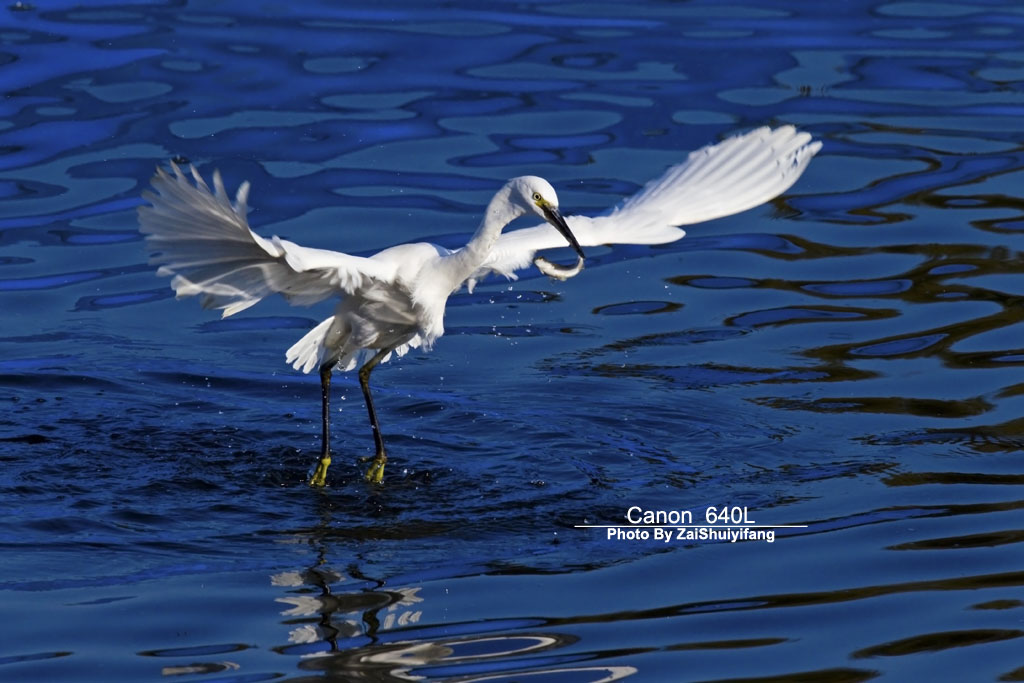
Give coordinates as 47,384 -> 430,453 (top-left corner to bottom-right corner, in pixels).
4,1 -> 1024,682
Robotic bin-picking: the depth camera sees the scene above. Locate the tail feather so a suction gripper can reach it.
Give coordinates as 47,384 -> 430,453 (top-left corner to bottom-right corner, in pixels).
285,314 -> 424,375
286,316 -> 339,374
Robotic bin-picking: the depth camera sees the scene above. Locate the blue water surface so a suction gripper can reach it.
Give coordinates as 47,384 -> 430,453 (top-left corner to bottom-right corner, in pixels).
3,1 -> 1024,681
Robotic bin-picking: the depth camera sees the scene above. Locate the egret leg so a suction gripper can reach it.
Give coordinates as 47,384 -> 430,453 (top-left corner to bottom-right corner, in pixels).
309,364 -> 334,487
360,347 -> 394,484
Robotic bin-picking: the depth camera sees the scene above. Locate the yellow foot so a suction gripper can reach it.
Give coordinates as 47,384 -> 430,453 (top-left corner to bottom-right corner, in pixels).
364,454 -> 387,484
309,455 -> 331,487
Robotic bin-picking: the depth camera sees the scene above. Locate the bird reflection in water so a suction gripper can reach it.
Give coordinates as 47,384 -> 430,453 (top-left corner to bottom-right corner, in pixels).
268,507 -> 638,681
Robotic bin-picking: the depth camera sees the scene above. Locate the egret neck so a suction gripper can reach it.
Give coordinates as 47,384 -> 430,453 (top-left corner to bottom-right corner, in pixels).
447,183 -> 519,286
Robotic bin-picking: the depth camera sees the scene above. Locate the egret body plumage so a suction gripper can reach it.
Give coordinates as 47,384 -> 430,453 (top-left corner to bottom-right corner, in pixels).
139,126 -> 821,486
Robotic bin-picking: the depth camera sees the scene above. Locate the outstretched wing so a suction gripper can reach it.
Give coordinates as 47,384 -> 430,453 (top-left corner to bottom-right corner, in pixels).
472,126 -> 821,284
139,163 -> 395,317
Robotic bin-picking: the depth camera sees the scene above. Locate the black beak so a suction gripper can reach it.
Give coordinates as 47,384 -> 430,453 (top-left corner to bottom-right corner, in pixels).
541,204 -> 585,260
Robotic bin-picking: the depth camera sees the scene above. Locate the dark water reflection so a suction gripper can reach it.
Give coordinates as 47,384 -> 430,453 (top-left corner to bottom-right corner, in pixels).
4,0 -> 1024,681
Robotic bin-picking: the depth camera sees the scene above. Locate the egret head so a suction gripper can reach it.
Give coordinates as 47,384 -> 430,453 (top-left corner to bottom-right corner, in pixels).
509,176 -> 585,260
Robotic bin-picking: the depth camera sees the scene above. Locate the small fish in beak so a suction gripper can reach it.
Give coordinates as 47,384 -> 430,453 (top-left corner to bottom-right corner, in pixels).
535,202 -> 585,280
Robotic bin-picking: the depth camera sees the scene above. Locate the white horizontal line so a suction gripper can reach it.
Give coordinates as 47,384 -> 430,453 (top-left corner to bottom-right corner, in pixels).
573,528 -> 802,532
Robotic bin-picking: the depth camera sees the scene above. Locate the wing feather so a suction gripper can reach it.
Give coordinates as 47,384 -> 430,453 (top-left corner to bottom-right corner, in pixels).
139,163 -> 394,317
470,126 -> 821,286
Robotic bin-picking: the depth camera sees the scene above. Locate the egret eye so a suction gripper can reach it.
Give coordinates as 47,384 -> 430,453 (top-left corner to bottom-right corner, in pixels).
532,192 -> 542,202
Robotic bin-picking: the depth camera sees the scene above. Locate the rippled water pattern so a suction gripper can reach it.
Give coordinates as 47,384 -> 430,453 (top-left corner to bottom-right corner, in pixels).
3,1 -> 1024,681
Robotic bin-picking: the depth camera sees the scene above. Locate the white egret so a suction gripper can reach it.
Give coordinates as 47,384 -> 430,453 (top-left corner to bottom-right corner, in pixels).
139,125 -> 821,486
